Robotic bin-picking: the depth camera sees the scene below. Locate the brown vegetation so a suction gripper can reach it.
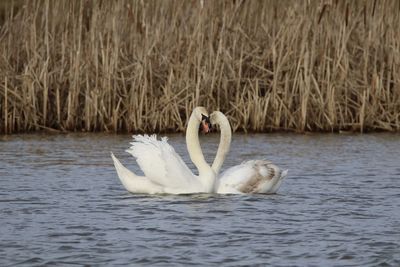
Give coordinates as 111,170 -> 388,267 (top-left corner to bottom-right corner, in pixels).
1,0 -> 400,134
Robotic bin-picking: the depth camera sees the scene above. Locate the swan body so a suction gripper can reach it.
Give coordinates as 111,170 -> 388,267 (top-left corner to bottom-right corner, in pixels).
111,107 -> 215,194
216,160 -> 288,194
210,111 -> 288,194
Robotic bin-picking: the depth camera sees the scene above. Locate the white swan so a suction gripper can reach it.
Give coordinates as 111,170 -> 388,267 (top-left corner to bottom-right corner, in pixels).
210,111 -> 288,194
111,107 -> 215,194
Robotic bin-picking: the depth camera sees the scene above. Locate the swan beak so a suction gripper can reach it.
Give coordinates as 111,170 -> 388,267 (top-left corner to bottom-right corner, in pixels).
201,120 -> 211,134
200,114 -> 212,134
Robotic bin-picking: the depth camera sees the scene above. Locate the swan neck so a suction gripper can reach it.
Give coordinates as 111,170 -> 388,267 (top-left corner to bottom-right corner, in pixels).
212,113 -> 232,174
186,112 -> 212,177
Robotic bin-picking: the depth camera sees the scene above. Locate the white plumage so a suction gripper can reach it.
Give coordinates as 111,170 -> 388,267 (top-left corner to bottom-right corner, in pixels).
111,108 -> 287,195
111,107 -> 216,194
124,135 -> 208,194
111,152 -> 163,194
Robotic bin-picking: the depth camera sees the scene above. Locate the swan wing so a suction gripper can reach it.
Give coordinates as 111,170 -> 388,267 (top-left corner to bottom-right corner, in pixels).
216,160 -> 286,194
126,135 -> 197,190
216,162 -> 256,194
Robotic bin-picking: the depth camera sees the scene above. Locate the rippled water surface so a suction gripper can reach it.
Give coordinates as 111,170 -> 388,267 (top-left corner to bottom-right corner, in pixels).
1,133 -> 400,266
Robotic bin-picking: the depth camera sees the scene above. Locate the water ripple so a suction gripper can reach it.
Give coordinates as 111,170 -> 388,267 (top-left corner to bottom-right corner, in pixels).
0,133 -> 399,266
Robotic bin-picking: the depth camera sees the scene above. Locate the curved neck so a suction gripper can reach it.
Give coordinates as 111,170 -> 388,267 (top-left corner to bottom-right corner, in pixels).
212,112 -> 232,174
186,112 -> 212,178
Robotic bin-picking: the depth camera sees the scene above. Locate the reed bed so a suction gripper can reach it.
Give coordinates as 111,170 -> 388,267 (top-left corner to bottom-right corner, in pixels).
0,0 -> 399,134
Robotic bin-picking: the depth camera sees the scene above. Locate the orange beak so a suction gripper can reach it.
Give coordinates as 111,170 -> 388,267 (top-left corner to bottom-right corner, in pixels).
201,121 -> 210,134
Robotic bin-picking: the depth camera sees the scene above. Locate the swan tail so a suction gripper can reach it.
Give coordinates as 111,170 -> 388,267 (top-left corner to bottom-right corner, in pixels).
111,152 -> 165,194
111,152 -> 138,179
247,161 -> 286,194
111,152 -> 140,192
269,169 -> 288,194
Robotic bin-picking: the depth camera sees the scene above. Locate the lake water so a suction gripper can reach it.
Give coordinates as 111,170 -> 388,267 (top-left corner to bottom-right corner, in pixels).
1,133 -> 399,266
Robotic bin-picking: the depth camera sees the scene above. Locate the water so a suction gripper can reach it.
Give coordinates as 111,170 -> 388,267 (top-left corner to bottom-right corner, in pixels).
1,133 -> 399,266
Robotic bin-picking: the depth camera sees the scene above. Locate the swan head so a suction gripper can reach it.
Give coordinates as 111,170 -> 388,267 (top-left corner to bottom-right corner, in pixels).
210,111 -> 230,129
193,106 -> 212,134
209,111 -> 222,125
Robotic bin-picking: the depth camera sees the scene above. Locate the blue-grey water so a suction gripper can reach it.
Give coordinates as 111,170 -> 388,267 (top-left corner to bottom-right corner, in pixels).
1,133 -> 399,266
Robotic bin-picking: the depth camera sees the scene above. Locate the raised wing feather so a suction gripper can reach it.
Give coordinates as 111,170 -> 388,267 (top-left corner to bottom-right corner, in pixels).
126,135 -> 197,190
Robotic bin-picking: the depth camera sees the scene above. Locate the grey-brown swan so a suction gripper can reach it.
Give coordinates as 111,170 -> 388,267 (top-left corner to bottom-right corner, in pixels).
210,111 -> 287,194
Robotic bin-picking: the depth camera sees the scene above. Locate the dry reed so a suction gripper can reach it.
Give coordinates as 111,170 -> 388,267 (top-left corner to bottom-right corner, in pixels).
0,0 -> 400,134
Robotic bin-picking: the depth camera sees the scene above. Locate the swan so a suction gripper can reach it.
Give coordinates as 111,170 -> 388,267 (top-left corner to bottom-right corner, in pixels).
111,107 -> 216,194
210,111 -> 288,194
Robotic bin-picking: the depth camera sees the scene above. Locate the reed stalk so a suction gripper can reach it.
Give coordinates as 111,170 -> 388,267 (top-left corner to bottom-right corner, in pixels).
0,0 -> 399,134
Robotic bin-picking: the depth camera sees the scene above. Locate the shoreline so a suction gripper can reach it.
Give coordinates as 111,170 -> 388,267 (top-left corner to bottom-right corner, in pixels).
1,128 -> 399,136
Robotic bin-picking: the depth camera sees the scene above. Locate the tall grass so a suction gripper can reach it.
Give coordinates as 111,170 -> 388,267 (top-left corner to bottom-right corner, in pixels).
1,0 -> 399,134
